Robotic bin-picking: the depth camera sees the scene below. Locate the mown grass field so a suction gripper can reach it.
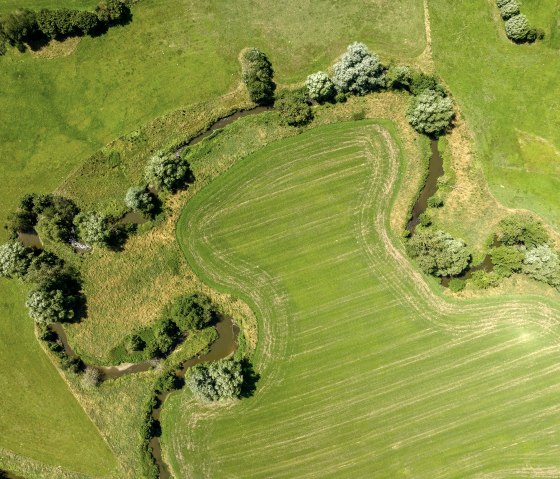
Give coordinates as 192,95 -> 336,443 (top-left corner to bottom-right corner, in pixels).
0,280 -> 116,476
167,121 -> 560,477
429,0 -> 560,237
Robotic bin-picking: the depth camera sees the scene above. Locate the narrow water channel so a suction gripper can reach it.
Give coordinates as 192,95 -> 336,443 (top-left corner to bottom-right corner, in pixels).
407,140 -> 495,286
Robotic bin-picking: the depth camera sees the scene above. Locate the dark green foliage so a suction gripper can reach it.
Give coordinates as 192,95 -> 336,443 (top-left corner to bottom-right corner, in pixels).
491,245 -> 524,277
164,293 -> 214,332
186,359 -> 244,402
126,333 -> 145,352
427,196 -> 444,208
95,0 -> 129,25
526,28 -> 545,42
334,92 -> 347,103
276,90 -> 314,127
145,152 -> 193,192
154,370 -> 183,393
419,212 -> 432,227
406,230 -> 471,277
33,194 -> 80,243
385,65 -> 413,91
409,72 -> 446,96
1,9 -> 37,50
152,318 -> 181,357
448,278 -> 465,292
497,214 -> 548,247
241,48 -> 276,105
37,9 -> 100,39
470,271 -> 501,289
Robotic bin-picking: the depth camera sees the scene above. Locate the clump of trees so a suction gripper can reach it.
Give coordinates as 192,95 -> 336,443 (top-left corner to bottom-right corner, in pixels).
332,42 -> 385,95
276,89 -> 313,127
305,71 -> 336,103
0,0 -> 132,54
406,230 -> 471,277
522,244 -> 560,288
186,359 -> 244,402
406,89 -> 455,137
496,214 -> 548,247
163,293 -> 215,331
124,185 -> 157,216
496,0 -> 544,43
144,152 -> 193,192
0,241 -> 31,279
490,245 -> 524,277
241,47 -> 276,106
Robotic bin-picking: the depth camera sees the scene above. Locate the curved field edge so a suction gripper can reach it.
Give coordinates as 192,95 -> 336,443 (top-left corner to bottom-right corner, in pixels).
0,281 -> 117,477
170,121 -> 560,477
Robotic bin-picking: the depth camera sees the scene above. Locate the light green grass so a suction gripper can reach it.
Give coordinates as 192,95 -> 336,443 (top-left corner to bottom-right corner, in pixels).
429,0 -> 560,233
0,280 -> 116,476
167,121 -> 560,477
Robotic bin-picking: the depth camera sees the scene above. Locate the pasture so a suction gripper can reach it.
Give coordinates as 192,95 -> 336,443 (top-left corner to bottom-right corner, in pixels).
167,121 -> 560,477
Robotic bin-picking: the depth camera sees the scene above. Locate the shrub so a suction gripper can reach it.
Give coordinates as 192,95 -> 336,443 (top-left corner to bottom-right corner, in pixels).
241,48 -> 276,106
186,359 -> 244,402
385,65 -> 412,91
95,0 -> 128,24
276,90 -> 313,127
505,14 -> 530,41
124,185 -> 156,214
305,71 -> 336,102
334,92 -> 347,103
74,211 -> 113,246
126,334 -> 145,352
496,0 -> 511,7
427,196 -> 444,208
145,152 -> 192,192
526,27 -> 545,42
470,271 -> 501,289
406,89 -> 455,137
151,318 -> 181,357
497,214 -> 548,247
0,241 -> 31,279
165,293 -> 214,332
82,367 -> 102,389
448,278 -> 465,292
1,9 -> 37,50
35,195 -> 80,243
409,72 -> 445,96
491,245 -> 524,277
154,370 -> 183,393
419,212 -> 432,227
522,244 -> 560,288
332,42 -> 385,95
26,288 -> 74,324
499,0 -> 520,20
406,230 -> 471,277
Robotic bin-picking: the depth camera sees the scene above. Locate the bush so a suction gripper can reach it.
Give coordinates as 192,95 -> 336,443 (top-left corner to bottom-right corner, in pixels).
491,245 -> 524,277
406,89 -> 455,137
74,211 -> 113,246
165,293 -> 214,332
124,185 -> 156,214
34,195 -> 80,243
419,212 -> 432,227
497,214 -> 548,247
385,65 -> 412,91
0,241 -> 31,279
95,0 -> 129,24
26,288 -> 74,324
499,0 -> 520,20
126,334 -> 145,352
334,92 -> 347,103
37,9 -> 101,39
82,367 -> 102,389
186,359 -> 244,402
276,90 -> 313,127
409,72 -> 445,96
526,27 -> 545,42
1,9 -> 37,50
241,48 -> 276,106
427,196 -> 444,208
470,271 -> 501,289
151,318 -> 181,357
448,278 -> 465,292
332,42 -> 385,95
406,230 -> 471,277
522,244 -> 560,288
505,14 -> 530,41
145,152 -> 192,192
496,0 -> 511,7
305,71 -> 336,103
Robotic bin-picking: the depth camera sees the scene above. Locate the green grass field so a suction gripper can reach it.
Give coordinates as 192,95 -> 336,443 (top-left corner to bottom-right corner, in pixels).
0,280 -> 116,476
429,0 -> 560,233
167,121 -> 560,477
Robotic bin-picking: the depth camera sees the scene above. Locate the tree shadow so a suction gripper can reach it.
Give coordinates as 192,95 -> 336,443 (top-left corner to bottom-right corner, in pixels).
240,358 -> 260,398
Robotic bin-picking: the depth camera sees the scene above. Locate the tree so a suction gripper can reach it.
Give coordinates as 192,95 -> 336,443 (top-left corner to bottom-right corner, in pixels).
406,89 -> 455,137
124,185 -> 156,214
305,71 -> 336,102
126,334 -> 145,352
34,195 -> 80,243
241,48 -> 276,105
409,72 -> 446,96
276,90 -> 313,127
0,241 -> 31,279
470,270 -> 501,289
145,152 -> 192,192
497,214 -> 548,247
26,288 -> 74,324
72,10 -> 99,34
491,245 -> 524,277
385,65 -> 412,91
74,211 -> 113,246
151,318 -> 181,357
406,230 -> 471,277
332,42 -> 385,95
499,0 -> 520,20
95,0 -> 128,24
505,14 -> 530,41
165,293 -> 214,332
522,244 -> 560,288
1,9 -> 37,50
186,359 -> 244,402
